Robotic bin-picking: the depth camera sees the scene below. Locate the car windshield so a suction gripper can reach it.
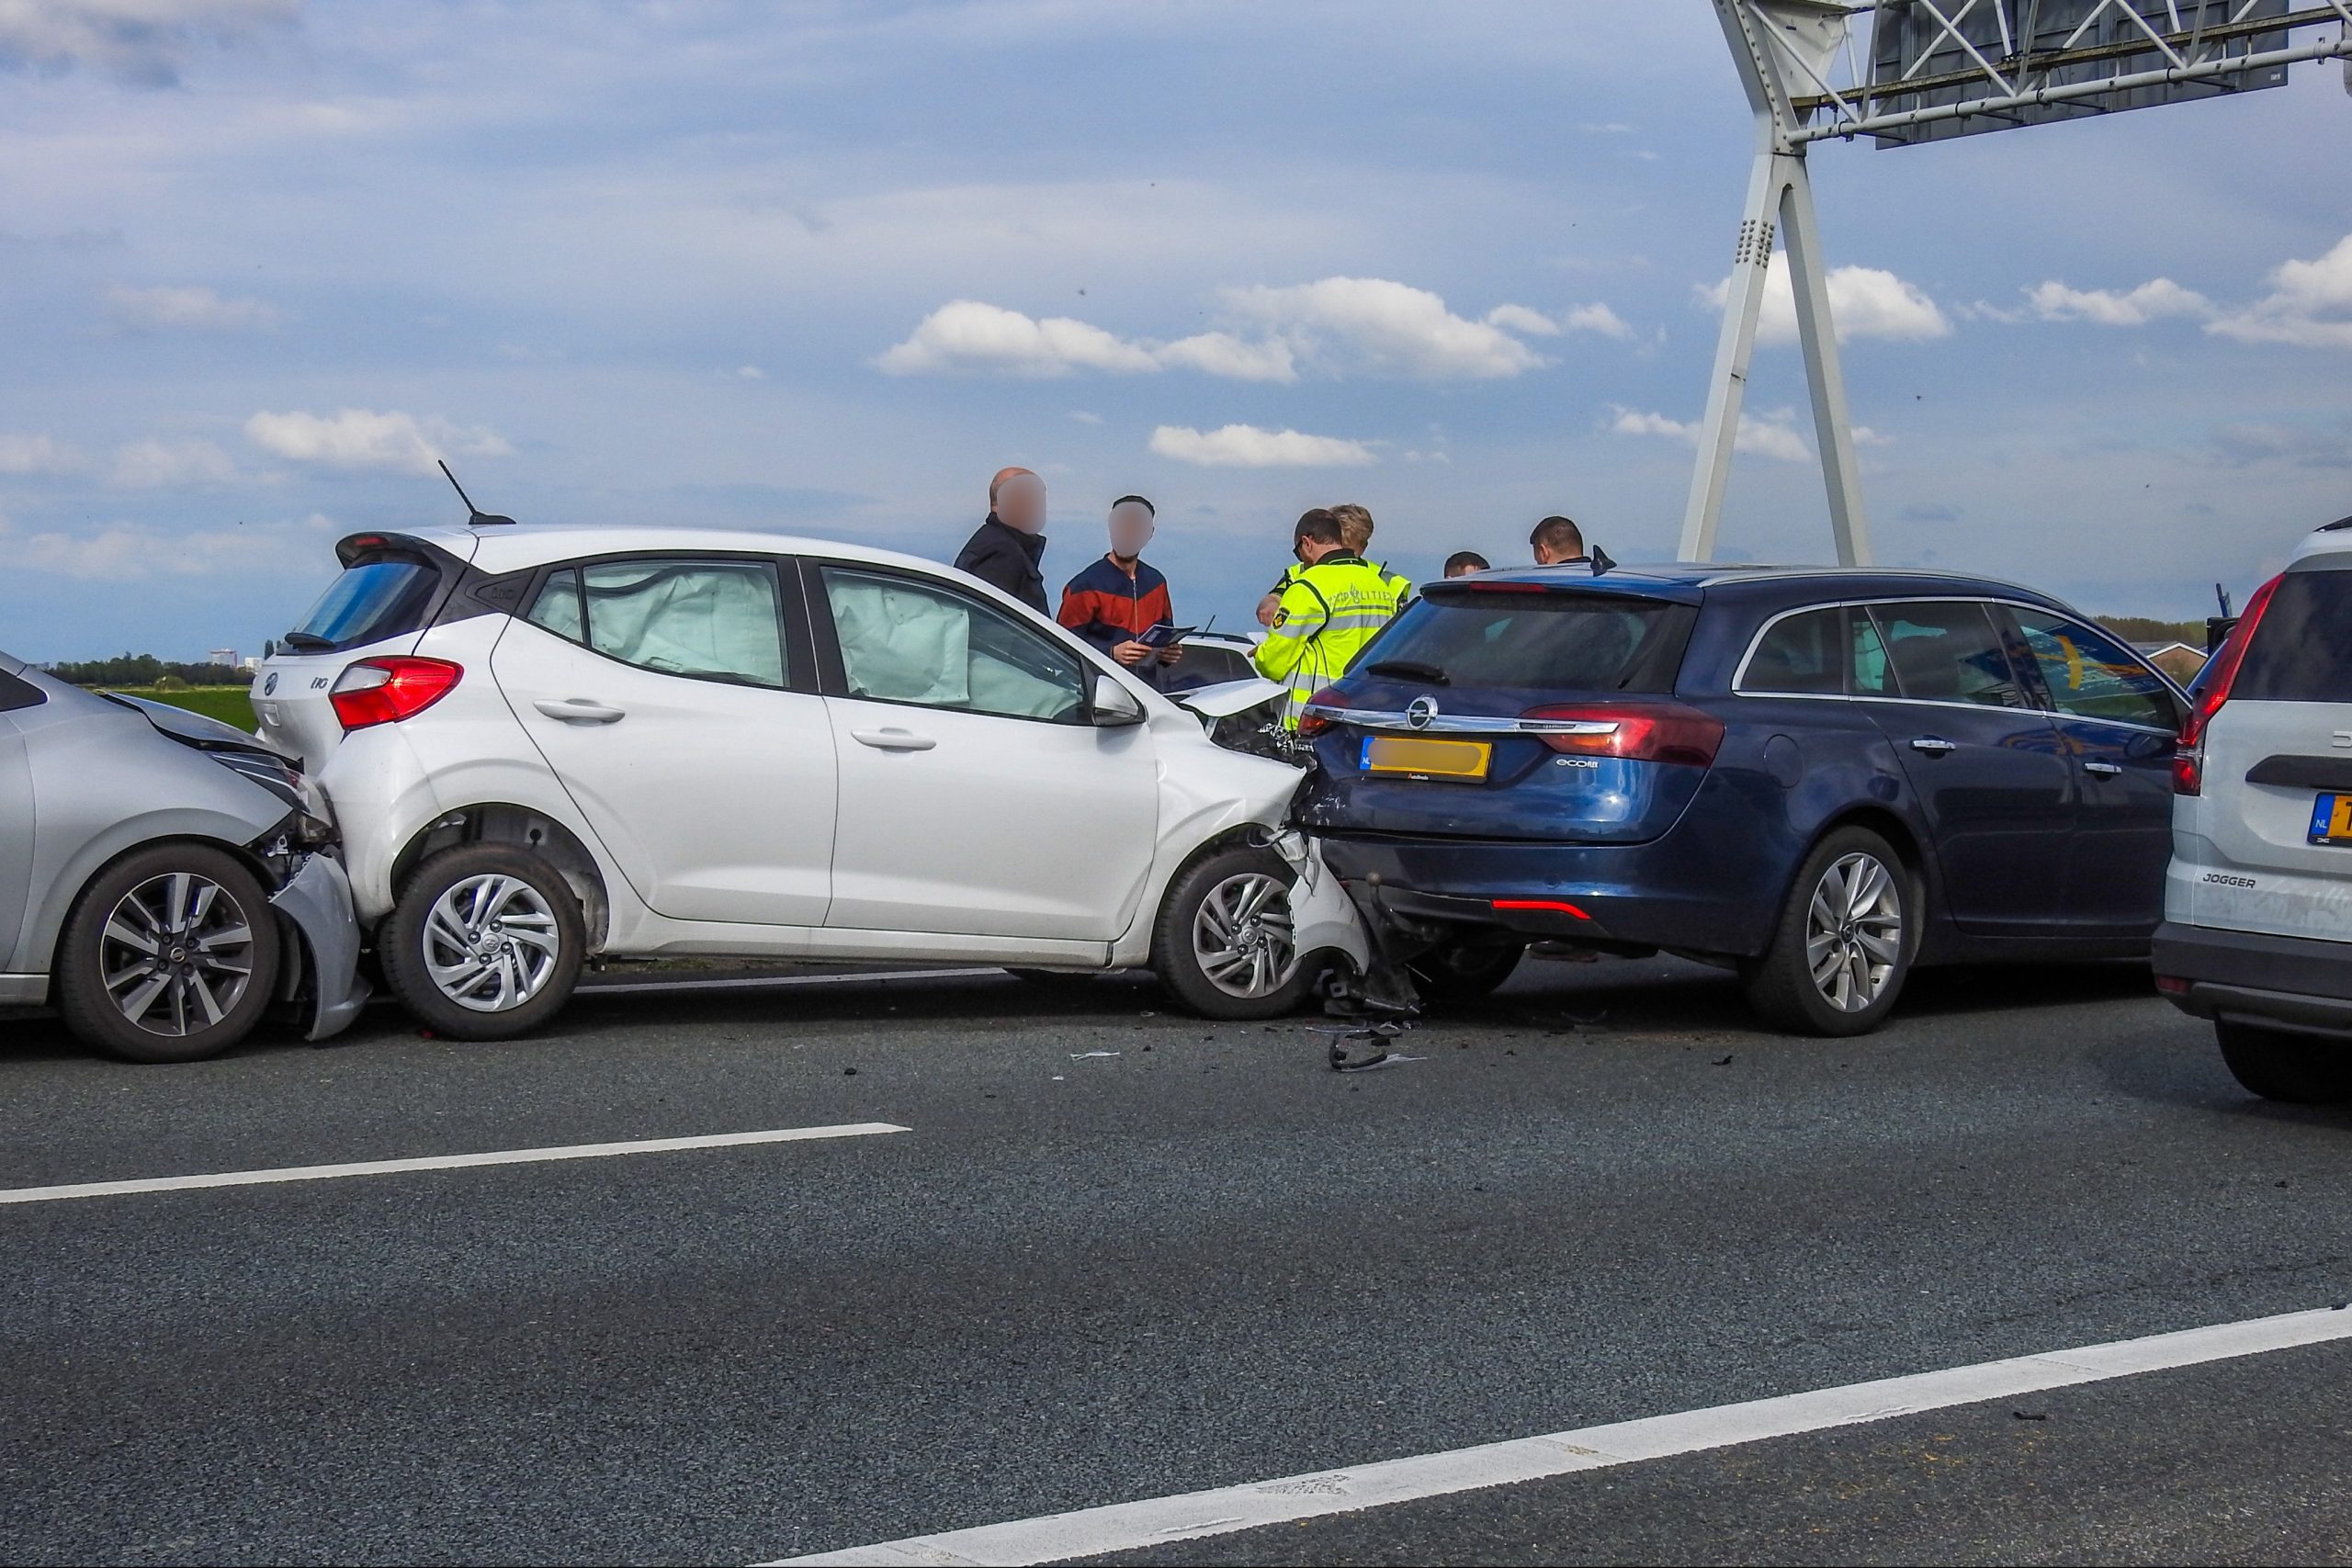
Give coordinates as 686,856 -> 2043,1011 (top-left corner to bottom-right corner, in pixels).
1363,591 -> 1692,693
288,558 -> 442,651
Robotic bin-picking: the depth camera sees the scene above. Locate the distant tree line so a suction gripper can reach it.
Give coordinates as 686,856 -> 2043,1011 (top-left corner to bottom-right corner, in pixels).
41,654 -> 254,689
2093,616 -> 2209,648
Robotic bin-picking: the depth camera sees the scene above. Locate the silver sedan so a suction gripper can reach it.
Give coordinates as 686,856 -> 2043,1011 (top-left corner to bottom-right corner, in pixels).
0,652 -> 367,1063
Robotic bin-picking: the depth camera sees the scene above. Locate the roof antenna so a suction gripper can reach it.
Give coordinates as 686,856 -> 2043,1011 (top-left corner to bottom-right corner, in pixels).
438,459 -> 516,527
2214,581 -> 2233,618
1589,544 -> 1616,575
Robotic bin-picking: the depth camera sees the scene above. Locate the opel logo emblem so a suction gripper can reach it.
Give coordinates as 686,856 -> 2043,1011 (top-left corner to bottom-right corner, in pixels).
1407,696 -> 1440,730
262,672 -> 278,695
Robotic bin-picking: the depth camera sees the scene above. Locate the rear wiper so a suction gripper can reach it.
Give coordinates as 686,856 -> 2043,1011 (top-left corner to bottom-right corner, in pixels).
1364,660 -> 1450,685
279,630 -> 335,651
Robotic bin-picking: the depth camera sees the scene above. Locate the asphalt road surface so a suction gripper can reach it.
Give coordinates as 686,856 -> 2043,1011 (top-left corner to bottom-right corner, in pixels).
4,953 -> 2349,1566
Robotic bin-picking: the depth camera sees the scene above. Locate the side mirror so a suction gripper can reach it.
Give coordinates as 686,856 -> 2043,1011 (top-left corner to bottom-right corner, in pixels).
1089,671 -> 1148,728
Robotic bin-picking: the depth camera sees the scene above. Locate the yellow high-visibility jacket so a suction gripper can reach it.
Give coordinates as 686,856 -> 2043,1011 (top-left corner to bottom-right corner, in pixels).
1253,553 -> 1408,728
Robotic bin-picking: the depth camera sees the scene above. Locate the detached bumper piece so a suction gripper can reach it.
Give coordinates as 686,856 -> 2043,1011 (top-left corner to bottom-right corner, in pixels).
2154,921 -> 2352,1039
269,852 -> 372,1042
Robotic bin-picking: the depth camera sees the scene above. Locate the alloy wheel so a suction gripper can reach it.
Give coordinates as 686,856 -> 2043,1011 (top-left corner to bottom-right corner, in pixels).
98,872 -> 259,1038
1191,871 -> 1300,1000
422,874 -> 563,1013
1804,852 -> 1905,1013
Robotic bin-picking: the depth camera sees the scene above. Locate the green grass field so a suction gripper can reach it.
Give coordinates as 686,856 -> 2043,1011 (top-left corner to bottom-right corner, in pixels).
107,685 -> 259,732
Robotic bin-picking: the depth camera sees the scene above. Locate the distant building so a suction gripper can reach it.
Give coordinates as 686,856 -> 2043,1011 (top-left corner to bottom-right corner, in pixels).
2135,641 -> 2208,686
207,648 -> 239,669
238,656 -> 263,672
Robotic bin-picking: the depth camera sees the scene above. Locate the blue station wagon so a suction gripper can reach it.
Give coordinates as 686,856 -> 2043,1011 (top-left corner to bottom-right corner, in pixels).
1297,564 -> 2187,1035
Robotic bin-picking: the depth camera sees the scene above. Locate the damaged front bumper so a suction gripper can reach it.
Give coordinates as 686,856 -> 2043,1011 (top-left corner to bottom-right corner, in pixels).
267,851 -> 371,1043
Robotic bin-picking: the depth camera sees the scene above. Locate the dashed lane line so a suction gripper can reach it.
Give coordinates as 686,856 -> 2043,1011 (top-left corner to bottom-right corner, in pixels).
0,1123 -> 910,1206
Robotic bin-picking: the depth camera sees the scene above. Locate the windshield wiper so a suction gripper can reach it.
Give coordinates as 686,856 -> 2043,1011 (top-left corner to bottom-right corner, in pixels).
1364,660 -> 1450,685
279,630 -> 335,651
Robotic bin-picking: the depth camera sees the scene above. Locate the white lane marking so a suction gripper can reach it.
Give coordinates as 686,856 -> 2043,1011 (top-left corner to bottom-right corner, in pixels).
772,1305 -> 2352,1566
582,967 -> 1017,996
0,1123 -> 910,1207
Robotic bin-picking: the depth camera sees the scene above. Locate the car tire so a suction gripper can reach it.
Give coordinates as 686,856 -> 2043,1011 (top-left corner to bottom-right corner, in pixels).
1408,941 -> 1526,1006
55,842 -> 283,1064
2215,1020 -> 2352,1104
1742,826 -> 1914,1038
1152,845 -> 1320,1021
380,844 -> 584,1042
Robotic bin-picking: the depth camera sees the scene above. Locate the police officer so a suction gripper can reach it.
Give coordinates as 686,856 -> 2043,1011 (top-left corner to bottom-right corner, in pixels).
1254,508 -> 1407,728
1256,502 -> 1411,626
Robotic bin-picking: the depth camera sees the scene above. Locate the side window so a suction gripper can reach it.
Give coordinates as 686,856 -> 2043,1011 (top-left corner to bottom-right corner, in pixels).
571,559 -> 787,688
1744,608 -> 1847,695
1868,602 -> 2030,710
2010,609 -> 2180,731
822,567 -> 1087,723
1743,606 -> 1897,698
524,569 -> 583,642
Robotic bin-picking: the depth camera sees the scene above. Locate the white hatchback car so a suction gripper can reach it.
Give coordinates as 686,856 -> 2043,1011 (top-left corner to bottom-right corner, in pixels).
255,523 -> 1368,1039
2157,516 -> 2352,1100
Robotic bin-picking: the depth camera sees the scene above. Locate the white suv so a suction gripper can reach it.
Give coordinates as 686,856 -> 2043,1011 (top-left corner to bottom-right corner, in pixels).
255,523 -> 1367,1039
2157,516 -> 2352,1100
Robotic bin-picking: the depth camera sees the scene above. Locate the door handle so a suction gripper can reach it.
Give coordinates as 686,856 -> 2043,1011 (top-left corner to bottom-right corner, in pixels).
535,698 -> 627,724
1909,737 -> 1957,756
2083,760 -> 2123,778
852,728 -> 936,752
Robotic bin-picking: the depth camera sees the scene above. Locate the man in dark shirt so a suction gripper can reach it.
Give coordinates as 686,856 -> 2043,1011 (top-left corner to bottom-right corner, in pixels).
955,467 -> 1050,614
1058,494 -> 1182,681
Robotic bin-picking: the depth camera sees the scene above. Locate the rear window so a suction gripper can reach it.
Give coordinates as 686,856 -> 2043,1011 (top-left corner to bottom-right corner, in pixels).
1365,592 -> 1692,693
289,557 -> 443,651
2233,571 -> 2352,704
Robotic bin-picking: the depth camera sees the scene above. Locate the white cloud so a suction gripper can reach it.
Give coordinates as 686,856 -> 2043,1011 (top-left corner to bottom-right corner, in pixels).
1699,264 -> 1952,345
104,283 -> 280,333
243,408 -> 511,474
1608,405 -> 1812,464
1148,423 -> 1377,468
732,365 -> 765,379
0,512 -> 335,581
107,437 -> 238,488
0,0 -> 299,85
1069,410 -> 1102,424
1485,303 -> 1560,336
2029,278 -> 2213,327
1152,330 -> 1297,383
2208,233 -> 2352,349
0,432 -> 86,476
1223,276 -> 1544,379
1560,302 -> 1634,340
880,276 -> 1580,384
877,299 -> 1159,377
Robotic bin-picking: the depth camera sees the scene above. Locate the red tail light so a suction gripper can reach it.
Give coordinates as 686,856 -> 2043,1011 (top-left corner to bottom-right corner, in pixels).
1520,701 -> 1724,768
330,657 -> 463,730
1493,898 -> 1592,920
1296,686 -> 1349,739
2174,573 -> 2280,796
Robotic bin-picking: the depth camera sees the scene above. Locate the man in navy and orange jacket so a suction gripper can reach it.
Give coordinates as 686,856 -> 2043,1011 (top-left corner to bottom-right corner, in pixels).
1058,494 -> 1184,683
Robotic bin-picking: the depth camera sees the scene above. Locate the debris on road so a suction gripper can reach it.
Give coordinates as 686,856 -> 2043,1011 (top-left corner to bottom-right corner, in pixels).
1069,1051 -> 1121,1060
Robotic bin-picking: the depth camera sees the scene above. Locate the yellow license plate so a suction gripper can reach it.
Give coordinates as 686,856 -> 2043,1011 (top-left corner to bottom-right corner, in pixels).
2312,794 -> 2352,847
1362,735 -> 1492,781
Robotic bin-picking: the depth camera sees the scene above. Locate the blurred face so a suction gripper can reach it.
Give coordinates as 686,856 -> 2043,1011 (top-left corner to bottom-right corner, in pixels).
996,473 -> 1046,532
1446,559 -> 1486,578
1107,502 -> 1154,560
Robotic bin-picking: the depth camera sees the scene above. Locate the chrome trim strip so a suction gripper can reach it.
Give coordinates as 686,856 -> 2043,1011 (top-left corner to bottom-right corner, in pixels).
1300,706 -> 1620,738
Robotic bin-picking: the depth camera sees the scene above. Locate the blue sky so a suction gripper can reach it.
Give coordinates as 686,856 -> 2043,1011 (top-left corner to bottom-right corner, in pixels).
1,0 -> 2347,662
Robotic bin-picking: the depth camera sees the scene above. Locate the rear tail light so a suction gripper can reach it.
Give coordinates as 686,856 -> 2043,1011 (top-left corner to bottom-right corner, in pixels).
2174,572 -> 2281,796
1520,701 -> 1724,768
1493,898 -> 1592,920
1296,686 -> 1349,739
330,657 -> 462,729
2154,976 -> 2191,997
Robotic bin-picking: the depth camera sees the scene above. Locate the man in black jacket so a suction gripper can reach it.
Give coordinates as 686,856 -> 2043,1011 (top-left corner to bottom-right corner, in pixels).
954,467 -> 1050,615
